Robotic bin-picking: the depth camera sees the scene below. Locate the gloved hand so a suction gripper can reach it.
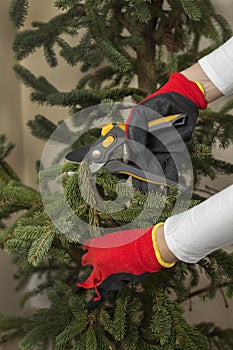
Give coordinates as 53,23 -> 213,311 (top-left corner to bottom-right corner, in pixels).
126,72 -> 207,191
73,223 -> 175,310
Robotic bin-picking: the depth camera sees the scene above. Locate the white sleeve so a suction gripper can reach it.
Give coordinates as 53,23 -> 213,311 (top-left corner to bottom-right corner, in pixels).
198,37 -> 233,96
164,184 -> 233,263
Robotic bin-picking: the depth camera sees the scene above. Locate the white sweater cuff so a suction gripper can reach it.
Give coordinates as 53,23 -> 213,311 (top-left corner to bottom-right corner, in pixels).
198,37 -> 233,96
164,185 -> 233,263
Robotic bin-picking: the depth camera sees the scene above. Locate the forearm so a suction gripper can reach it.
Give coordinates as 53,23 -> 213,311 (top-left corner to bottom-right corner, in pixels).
156,224 -> 178,263
182,37 -> 233,102
181,63 -> 223,103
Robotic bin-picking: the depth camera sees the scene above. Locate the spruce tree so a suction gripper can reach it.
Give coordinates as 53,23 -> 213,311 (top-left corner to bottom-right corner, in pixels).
1,0 -> 233,349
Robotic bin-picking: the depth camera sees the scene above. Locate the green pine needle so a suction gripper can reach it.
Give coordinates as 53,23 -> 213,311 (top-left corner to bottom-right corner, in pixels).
9,0 -> 29,28
178,0 -> 202,21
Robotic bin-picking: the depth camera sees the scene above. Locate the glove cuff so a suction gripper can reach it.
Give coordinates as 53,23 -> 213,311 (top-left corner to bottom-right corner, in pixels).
151,223 -> 176,268
142,72 -> 207,110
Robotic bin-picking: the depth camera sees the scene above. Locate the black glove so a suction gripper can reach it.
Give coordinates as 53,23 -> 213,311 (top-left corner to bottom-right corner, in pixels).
73,270 -> 149,311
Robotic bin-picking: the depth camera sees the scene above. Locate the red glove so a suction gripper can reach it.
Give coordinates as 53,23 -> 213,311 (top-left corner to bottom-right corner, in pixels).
73,223 -> 175,310
125,72 -> 207,191
126,72 -> 207,136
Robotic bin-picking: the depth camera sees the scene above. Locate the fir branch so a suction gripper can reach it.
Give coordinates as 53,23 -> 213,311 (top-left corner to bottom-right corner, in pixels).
9,0 -> 29,28
75,73 -> 94,90
220,98 -> 233,114
13,64 -> 58,94
0,206 -> 42,249
56,38 -> 80,66
192,143 -> 212,159
85,327 -> 98,350
19,281 -> 54,307
0,134 -> 15,160
16,282 -> 86,350
44,89 -> 103,107
0,314 -> 30,346
124,0 -> 152,23
197,322 -> 233,350
111,289 -> 131,342
209,158 -> 233,175
177,0 -> 201,21
97,38 -> 131,72
54,0 -> 83,11
99,310 -> 115,342
27,227 -> 55,266
48,247 -> 72,265
28,115 -> 57,141
55,320 -> 87,349
0,162 -> 19,185
95,327 -> 112,350
188,281 -> 231,301
38,87 -> 144,108
19,323 -> 54,350
43,43 -> 58,67
121,293 -> 142,349
87,66 -> 118,90
150,289 -> 208,349
5,238 -> 30,256
57,32 -> 104,68
12,7 -> 85,61
0,183 -> 41,212
213,13 -> 233,42
86,4 -> 133,73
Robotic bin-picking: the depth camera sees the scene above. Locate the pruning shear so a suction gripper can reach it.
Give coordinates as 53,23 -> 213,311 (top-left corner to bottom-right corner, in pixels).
65,113 -> 187,188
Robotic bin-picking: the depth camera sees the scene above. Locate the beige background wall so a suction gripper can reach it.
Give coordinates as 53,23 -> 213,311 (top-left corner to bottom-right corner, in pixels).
0,1 -> 233,348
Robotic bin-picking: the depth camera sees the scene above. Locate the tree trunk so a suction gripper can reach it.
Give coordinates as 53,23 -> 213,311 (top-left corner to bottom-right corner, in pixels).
136,42 -> 157,94
135,8 -> 161,94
